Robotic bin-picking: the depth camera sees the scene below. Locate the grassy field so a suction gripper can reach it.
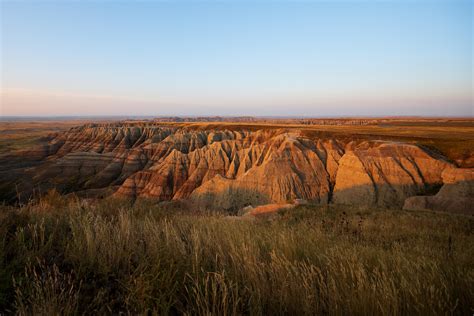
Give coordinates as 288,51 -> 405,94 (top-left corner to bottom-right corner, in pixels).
0,192 -> 472,315
0,121 -> 89,154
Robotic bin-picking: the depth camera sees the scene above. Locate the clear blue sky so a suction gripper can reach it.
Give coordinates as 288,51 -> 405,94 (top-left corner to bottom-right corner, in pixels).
1,0 -> 472,116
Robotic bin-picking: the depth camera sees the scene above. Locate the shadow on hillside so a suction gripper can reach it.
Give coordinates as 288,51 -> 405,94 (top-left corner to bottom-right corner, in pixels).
1,169 -> 472,216
189,187 -> 272,214
185,179 -> 473,215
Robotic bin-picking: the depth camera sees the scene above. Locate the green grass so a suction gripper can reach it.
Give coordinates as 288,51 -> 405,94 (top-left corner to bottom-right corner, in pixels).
0,192 -> 473,315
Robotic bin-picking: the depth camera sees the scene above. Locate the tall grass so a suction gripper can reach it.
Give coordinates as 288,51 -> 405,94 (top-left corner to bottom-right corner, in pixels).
0,193 -> 472,314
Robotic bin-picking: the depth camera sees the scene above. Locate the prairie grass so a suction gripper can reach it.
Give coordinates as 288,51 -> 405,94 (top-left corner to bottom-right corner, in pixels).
0,194 -> 472,315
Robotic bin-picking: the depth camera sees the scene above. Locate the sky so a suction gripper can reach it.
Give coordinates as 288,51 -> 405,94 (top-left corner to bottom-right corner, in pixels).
0,0 -> 472,117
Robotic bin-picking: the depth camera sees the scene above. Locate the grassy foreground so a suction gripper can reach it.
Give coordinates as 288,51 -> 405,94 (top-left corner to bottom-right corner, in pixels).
0,193 -> 473,315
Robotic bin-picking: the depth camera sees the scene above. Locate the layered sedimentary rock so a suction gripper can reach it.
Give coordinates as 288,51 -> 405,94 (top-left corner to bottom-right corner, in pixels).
1,123 -> 471,212
332,142 -> 453,208
403,168 -> 474,214
188,134 -> 334,210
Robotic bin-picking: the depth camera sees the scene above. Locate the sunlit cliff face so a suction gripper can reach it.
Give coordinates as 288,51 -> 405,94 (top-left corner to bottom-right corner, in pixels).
1,123 -> 472,214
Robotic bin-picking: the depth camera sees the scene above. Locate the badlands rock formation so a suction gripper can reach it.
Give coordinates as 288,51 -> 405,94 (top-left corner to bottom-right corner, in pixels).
332,142 -> 452,208
1,123 -> 471,212
403,168 -> 474,214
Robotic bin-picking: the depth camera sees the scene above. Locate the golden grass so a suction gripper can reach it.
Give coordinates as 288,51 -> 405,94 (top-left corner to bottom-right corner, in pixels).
0,121 -> 89,154
0,193 -> 472,314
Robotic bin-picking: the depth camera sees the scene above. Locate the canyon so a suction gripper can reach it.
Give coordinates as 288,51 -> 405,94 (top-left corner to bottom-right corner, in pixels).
0,120 -> 472,214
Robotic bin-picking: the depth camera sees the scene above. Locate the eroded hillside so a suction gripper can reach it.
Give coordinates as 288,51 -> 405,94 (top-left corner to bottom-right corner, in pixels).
1,122 -> 472,213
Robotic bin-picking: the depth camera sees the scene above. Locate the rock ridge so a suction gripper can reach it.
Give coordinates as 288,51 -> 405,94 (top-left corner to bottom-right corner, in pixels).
1,123 -> 471,212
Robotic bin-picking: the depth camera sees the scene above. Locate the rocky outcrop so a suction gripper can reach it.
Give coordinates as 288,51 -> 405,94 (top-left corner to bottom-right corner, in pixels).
403,168 -> 474,214
188,134 -> 333,210
332,142 -> 453,208
1,122 -> 470,212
